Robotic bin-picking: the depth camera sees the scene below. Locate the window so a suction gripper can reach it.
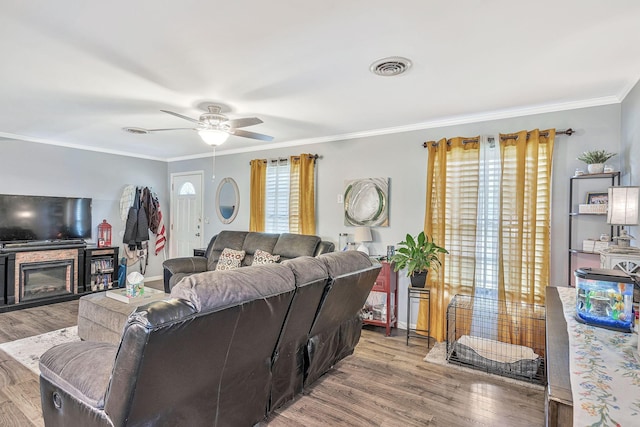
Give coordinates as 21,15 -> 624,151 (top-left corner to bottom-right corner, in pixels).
178,182 -> 196,196
474,136 -> 500,297
265,159 -> 290,233
424,130 -> 554,342
250,153 -> 316,235
471,136 -> 500,339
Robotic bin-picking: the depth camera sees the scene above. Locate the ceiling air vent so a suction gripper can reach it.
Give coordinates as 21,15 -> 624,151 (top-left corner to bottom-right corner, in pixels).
370,56 -> 412,77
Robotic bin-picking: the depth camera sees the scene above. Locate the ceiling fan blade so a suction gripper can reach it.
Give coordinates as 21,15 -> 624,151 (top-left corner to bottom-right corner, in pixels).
147,127 -> 196,132
232,129 -> 274,141
160,109 -> 201,124
226,117 -> 263,129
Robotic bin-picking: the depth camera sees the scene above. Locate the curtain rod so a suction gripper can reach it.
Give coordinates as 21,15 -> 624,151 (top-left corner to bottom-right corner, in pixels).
422,128 -> 574,148
249,154 -> 320,165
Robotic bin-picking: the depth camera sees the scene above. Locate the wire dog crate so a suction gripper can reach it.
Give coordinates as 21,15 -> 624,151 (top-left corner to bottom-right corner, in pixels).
446,293 -> 546,385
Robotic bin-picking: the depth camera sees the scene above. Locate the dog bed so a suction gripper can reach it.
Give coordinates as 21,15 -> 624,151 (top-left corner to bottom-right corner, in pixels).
450,334 -> 541,378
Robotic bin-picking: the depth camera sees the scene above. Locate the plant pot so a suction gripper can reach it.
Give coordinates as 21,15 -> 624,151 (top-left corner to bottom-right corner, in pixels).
410,271 -> 428,288
587,163 -> 604,174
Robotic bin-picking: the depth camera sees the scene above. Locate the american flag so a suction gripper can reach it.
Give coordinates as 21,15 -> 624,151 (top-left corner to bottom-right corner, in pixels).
155,209 -> 166,256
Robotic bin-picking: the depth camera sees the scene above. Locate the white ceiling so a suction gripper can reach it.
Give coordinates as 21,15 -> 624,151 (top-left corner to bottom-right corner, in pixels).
1,1 -> 639,161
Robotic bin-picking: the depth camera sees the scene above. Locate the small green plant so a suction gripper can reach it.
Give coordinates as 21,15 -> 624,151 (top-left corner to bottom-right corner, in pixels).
577,149 -> 616,164
389,231 -> 448,277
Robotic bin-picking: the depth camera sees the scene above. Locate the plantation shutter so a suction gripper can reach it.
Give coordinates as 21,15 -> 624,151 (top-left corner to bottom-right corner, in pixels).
265,159 -> 290,233
289,163 -> 300,233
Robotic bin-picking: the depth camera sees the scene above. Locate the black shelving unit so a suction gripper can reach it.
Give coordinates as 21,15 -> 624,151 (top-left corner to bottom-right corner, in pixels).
83,246 -> 119,292
568,172 -> 620,285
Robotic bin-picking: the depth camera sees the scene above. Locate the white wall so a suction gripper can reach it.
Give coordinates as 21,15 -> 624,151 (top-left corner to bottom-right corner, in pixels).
168,104 -> 623,326
622,79 -> 640,241
0,139 -> 169,279
2,98 -> 632,320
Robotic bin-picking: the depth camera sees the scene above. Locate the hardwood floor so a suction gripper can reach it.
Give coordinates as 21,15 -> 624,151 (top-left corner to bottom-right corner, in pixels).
0,300 -> 79,427
0,284 -> 546,426
267,329 -> 545,427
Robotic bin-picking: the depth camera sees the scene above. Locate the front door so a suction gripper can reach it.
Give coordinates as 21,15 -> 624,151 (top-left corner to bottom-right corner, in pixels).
170,171 -> 204,257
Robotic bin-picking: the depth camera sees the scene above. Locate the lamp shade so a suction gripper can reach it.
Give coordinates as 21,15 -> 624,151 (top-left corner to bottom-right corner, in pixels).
198,129 -> 229,146
354,226 -> 372,255
354,226 -> 372,243
607,186 -> 640,225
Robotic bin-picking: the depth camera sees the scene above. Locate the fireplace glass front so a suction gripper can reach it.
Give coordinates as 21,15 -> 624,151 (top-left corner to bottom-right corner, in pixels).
20,260 -> 74,302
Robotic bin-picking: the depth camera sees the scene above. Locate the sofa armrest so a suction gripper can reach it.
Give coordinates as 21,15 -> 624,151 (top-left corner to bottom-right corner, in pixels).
315,241 -> 335,256
163,257 -> 208,275
162,257 -> 208,292
40,341 -> 118,411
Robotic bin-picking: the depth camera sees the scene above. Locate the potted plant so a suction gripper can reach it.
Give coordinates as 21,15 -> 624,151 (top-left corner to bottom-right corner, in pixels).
389,231 -> 448,288
577,149 -> 616,174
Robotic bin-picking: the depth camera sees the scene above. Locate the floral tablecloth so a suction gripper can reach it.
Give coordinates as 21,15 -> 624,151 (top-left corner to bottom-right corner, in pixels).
557,287 -> 640,426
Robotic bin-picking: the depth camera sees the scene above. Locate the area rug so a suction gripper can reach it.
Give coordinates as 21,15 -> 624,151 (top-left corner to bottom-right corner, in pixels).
423,341 -> 544,390
0,326 -> 80,375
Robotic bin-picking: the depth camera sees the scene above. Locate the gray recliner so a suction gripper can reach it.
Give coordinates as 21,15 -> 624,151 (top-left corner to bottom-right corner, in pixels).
39,252 -> 379,427
162,230 -> 335,292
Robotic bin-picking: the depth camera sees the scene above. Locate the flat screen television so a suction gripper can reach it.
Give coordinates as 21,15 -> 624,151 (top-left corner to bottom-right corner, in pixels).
0,194 -> 92,242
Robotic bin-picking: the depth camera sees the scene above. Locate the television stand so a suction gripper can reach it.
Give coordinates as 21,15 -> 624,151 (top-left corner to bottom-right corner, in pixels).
1,244 -> 119,311
1,240 -> 87,252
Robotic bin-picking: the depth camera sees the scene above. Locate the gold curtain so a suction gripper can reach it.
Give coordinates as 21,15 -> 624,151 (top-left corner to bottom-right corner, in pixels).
419,137 -> 480,342
289,154 -> 316,235
497,129 -> 554,347
421,129 -> 554,345
249,159 -> 267,232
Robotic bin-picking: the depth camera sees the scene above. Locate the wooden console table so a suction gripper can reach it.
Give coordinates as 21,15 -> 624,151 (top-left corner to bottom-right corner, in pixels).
546,286 -> 640,426
545,286 -> 573,426
362,261 -> 397,336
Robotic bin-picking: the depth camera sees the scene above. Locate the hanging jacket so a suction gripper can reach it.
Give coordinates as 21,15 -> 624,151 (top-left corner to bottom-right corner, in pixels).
137,203 -> 150,243
142,187 -> 161,234
123,187 -> 150,250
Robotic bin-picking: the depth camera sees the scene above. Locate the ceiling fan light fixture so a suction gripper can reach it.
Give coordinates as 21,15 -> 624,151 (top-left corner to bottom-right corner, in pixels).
123,127 -> 149,134
199,129 -> 229,146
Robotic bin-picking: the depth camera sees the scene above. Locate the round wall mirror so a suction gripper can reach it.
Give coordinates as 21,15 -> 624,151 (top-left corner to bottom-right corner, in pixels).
215,177 -> 239,224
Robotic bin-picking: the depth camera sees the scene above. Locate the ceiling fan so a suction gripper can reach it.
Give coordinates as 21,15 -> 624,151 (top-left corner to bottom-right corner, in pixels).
124,105 -> 274,145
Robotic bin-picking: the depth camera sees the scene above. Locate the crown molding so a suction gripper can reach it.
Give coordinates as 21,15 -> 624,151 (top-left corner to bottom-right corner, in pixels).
619,77 -> 640,101
1,95 -> 625,163
0,131 -> 166,161
167,96 -> 622,162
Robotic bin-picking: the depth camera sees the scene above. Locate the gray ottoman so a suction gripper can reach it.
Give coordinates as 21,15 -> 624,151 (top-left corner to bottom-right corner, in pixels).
78,290 -> 168,344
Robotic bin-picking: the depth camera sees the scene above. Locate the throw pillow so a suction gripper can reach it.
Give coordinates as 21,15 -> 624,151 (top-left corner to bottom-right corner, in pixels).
215,248 -> 246,271
252,249 -> 281,265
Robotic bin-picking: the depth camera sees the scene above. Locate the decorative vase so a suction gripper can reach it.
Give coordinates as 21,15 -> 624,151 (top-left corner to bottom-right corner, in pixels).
587,163 -> 604,174
410,271 -> 428,288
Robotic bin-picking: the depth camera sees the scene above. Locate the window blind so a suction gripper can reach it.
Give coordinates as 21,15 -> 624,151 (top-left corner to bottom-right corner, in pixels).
265,159 -> 290,233
289,163 -> 300,234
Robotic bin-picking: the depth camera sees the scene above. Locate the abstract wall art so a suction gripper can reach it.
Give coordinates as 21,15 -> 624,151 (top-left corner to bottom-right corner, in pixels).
344,177 -> 389,227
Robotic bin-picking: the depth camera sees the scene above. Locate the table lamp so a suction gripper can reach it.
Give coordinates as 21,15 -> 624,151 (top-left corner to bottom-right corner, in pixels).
355,226 -> 373,255
607,186 -> 639,247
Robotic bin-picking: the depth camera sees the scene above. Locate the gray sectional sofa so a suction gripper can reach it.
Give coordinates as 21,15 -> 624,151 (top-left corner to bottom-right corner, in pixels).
39,251 -> 380,427
162,230 -> 335,292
